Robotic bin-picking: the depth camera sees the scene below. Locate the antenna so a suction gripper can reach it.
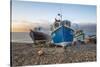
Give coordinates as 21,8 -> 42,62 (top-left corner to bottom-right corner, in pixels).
58,9 -> 62,21
55,9 -> 63,22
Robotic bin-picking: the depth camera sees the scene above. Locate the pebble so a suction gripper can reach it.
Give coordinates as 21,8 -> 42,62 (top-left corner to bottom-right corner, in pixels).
12,43 -> 96,66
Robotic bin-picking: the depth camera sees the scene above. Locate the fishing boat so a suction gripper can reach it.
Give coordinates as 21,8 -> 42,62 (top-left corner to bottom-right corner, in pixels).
51,13 -> 74,46
29,27 -> 50,44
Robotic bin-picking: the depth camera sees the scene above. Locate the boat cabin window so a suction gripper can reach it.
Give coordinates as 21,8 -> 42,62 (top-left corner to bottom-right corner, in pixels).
54,22 -> 59,28
62,20 -> 71,27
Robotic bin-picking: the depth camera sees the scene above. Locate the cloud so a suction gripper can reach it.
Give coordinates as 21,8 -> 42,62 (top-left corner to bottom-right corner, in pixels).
11,20 -> 50,32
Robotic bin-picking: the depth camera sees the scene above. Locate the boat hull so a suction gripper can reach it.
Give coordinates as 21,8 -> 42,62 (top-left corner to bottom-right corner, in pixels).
51,26 -> 74,46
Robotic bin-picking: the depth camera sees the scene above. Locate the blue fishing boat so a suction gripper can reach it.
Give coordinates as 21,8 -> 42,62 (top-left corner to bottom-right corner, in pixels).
51,13 -> 74,46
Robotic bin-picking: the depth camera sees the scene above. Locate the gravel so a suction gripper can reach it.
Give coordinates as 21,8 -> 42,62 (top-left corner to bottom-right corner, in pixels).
11,43 -> 96,66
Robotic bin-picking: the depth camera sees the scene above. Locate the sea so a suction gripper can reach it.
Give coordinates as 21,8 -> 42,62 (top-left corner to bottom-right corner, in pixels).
11,32 -> 34,43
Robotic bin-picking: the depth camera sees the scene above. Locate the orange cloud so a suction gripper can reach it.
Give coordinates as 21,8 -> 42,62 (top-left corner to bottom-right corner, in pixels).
11,20 -> 50,32
11,21 -> 35,32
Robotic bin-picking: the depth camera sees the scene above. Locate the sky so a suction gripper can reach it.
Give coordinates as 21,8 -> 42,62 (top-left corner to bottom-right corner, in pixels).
12,0 -> 96,24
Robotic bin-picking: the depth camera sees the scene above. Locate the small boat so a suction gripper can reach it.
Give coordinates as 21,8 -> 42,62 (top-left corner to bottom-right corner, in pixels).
29,27 -> 50,44
51,13 -> 74,46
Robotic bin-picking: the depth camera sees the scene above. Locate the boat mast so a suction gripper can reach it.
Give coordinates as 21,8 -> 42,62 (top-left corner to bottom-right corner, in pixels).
58,9 -> 62,21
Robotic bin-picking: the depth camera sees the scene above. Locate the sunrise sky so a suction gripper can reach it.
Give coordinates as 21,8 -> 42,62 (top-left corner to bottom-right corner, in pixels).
11,0 -> 96,32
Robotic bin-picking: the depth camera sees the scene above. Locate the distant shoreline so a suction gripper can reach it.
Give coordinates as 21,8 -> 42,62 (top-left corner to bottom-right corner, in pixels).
11,41 -> 33,45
